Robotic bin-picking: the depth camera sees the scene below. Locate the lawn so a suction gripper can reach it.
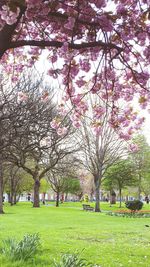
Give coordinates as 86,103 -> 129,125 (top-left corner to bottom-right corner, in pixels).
0,202 -> 150,267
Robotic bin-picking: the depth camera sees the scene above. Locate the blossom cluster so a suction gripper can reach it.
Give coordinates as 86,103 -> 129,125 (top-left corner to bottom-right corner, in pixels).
0,5 -> 20,25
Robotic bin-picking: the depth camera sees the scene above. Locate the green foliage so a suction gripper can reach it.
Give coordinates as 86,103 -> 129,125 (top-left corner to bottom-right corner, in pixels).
125,200 -> 143,212
104,159 -> 136,191
130,135 -> 150,180
2,233 -> 40,261
54,252 -> 93,267
4,166 -> 34,196
40,178 -> 50,193
63,177 -> 82,195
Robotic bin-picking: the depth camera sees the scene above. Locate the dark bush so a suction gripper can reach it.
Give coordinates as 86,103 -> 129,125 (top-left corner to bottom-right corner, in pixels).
125,200 -> 143,212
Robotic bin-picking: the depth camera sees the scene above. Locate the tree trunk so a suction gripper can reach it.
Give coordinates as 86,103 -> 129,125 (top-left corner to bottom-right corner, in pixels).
33,179 -> 40,207
56,192 -> 60,207
42,192 -> 46,204
119,188 -> 122,208
110,190 -> 116,204
7,192 -> 11,203
90,190 -> 94,202
16,194 -> 20,203
0,163 -> 4,214
14,193 -> 17,205
65,193 -> 68,202
10,178 -> 14,205
60,194 -> 64,203
94,176 -> 101,212
10,193 -> 14,206
0,180 -> 4,214
138,174 -> 141,200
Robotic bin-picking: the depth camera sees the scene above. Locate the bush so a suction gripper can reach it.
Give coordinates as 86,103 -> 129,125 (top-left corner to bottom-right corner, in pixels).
2,233 -> 40,261
107,211 -> 150,218
84,194 -> 89,203
125,200 -> 143,212
53,252 -> 100,267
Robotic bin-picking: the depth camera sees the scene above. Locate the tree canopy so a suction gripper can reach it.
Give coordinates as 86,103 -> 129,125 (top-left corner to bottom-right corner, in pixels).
0,1 -> 149,143
104,159 -> 136,207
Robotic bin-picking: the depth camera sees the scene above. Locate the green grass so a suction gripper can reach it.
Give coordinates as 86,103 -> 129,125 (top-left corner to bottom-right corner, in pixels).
0,202 -> 150,267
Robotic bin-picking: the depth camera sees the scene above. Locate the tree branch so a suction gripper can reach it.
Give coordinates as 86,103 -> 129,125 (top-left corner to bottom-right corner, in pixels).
9,39 -> 123,52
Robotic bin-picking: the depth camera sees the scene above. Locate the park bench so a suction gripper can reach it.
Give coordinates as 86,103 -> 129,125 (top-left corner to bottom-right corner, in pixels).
82,204 -> 94,211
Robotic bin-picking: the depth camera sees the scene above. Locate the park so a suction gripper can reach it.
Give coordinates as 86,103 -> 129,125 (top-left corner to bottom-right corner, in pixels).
0,0 -> 150,266
1,201 -> 150,267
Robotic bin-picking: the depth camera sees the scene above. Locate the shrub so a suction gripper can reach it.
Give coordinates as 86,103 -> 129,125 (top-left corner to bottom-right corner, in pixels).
53,252 -> 100,267
84,194 -> 89,203
2,233 -> 40,261
107,211 -> 150,218
125,200 -> 143,212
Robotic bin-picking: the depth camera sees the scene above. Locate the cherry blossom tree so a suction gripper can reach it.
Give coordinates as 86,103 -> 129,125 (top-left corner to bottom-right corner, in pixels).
0,0 -> 149,139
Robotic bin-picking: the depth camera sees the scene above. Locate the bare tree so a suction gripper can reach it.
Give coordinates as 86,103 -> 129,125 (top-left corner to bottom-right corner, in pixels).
3,76 -> 79,208
0,80 -> 19,213
3,163 -> 33,205
47,156 -> 79,207
78,99 -> 126,212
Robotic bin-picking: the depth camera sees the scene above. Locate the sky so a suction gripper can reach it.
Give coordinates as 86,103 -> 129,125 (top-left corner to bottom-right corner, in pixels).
140,110 -> 150,145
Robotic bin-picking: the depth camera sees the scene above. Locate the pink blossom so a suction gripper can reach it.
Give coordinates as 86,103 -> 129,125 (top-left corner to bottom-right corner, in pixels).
57,127 -> 68,136
58,105 -> 68,116
135,72 -> 149,87
65,17 -> 76,30
60,42 -> 69,55
50,120 -> 61,129
93,106 -> 105,119
72,94 -> 83,105
41,91 -> 49,102
119,132 -> 132,140
117,5 -> 127,16
70,112 -> 81,122
92,124 -> 102,136
18,92 -> 28,102
77,101 -> 88,114
76,78 -> 86,88
137,32 -> 147,45
136,117 -> 145,125
98,15 -> 113,32
143,46 -> 150,63
70,65 -> 79,78
1,5 -> 20,25
79,59 -> 91,72
72,120 -> 81,128
122,120 -> 130,127
51,54 -> 58,64
128,143 -> 139,153
91,0 -> 106,8
127,127 -> 134,135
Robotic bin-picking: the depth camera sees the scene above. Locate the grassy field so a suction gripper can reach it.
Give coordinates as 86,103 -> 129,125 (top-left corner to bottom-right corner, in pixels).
0,201 -> 150,267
